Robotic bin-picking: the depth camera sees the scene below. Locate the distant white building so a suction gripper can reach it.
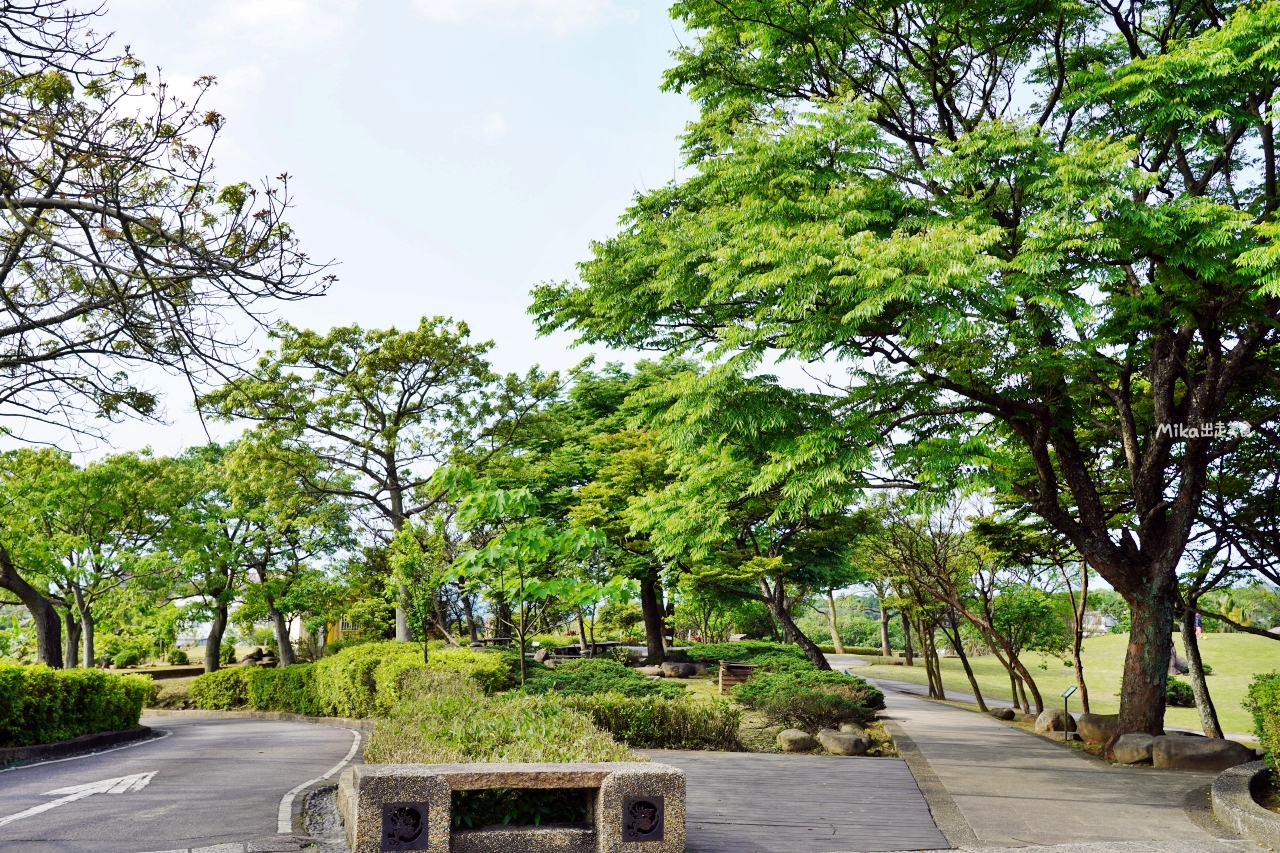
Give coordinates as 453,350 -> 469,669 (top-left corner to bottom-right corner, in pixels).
1081,611 -> 1118,637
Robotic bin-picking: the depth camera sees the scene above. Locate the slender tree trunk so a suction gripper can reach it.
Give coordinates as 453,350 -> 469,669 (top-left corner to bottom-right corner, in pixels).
205,603 -> 229,673
825,590 -> 845,653
945,623 -> 986,711
73,586 -> 95,668
1008,667 -> 1023,711
267,602 -> 296,666
879,599 -> 891,657
1119,579 -> 1177,735
462,594 -> 478,642
0,543 -> 62,667
760,577 -> 831,670
639,569 -> 665,664
576,608 -> 589,653
902,615 -> 915,666
63,607 -> 81,669
663,588 -> 675,650
1069,561 -> 1091,713
925,620 -> 945,700
1181,604 -> 1224,738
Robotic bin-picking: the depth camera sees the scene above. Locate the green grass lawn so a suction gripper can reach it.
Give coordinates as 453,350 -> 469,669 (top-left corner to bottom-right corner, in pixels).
858,632 -> 1279,736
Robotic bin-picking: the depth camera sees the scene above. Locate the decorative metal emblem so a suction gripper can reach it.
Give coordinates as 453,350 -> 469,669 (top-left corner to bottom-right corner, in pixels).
622,795 -> 664,842
381,802 -> 429,851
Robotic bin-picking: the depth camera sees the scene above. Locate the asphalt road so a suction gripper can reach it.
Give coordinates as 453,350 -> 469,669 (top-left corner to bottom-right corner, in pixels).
0,716 -> 361,853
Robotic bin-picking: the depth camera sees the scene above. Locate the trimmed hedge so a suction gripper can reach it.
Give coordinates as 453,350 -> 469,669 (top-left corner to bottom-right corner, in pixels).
564,693 -> 741,750
1246,671 -> 1280,769
520,658 -> 686,699
0,664 -> 155,747
818,645 -> 889,656
683,641 -> 811,667
733,670 -> 885,730
365,670 -> 632,764
190,642 -> 521,717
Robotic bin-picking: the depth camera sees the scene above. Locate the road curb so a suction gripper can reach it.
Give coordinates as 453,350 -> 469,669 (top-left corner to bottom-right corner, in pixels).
1212,760 -> 1280,849
882,717 -> 979,847
0,726 -> 154,763
144,709 -> 375,730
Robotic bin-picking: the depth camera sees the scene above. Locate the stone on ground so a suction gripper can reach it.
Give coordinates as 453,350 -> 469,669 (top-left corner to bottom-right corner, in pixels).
838,721 -> 867,735
817,728 -> 870,756
636,665 -> 664,677
660,661 -> 697,678
988,708 -> 1015,721
1151,735 -> 1257,772
1034,707 -> 1077,734
1113,732 -> 1154,764
777,729 -> 817,752
1077,713 -> 1119,745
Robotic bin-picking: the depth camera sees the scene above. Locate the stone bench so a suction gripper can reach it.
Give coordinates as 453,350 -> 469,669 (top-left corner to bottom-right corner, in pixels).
338,762 -> 684,853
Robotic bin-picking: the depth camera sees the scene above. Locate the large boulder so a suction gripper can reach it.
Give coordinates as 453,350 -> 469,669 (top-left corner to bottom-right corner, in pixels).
988,708 -> 1015,721
635,666 -> 664,677
838,722 -> 868,736
817,728 -> 870,756
777,729 -> 818,753
661,661 -> 697,679
1034,708 -> 1077,734
1152,736 -> 1257,772
1114,733 -> 1155,764
1077,713 -> 1120,745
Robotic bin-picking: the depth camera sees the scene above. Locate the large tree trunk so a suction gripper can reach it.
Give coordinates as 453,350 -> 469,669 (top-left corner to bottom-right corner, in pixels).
760,576 -> 831,670
63,607 -> 81,669
205,603 -> 229,673
268,602 -> 296,666
1118,578 -> 1177,735
462,594 -> 479,642
1181,604 -> 1223,738
878,598 -> 891,657
0,543 -> 62,668
825,589 -> 845,654
74,585 -> 95,667
639,569 -> 665,664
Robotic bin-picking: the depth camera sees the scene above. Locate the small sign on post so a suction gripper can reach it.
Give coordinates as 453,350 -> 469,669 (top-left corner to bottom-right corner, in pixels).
1060,685 -> 1077,742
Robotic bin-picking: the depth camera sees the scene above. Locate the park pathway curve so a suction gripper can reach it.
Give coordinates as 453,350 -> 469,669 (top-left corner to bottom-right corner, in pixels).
868,677 -> 1241,847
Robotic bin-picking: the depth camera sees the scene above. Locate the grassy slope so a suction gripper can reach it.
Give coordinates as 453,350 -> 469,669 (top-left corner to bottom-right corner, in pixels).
859,632 -> 1279,736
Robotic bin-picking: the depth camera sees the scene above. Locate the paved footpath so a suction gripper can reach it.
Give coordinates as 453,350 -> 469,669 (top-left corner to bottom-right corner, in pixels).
870,679 -> 1245,848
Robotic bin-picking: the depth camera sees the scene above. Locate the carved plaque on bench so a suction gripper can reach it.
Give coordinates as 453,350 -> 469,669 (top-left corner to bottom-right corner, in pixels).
382,802 -> 430,851
622,795 -> 664,843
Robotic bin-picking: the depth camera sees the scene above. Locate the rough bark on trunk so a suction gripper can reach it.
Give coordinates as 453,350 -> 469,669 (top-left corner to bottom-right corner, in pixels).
205,603 -> 229,673
760,576 -> 831,670
1017,674 -> 1031,712
639,570 -> 665,664
268,602 -> 296,666
64,608 -> 81,669
0,542 -> 62,668
825,590 -> 845,654
73,585 -> 95,668
1119,580 -> 1177,735
879,599 -> 891,657
1180,604 -> 1223,738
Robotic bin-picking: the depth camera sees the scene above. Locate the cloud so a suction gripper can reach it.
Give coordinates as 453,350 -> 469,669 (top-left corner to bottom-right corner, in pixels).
205,0 -> 357,48
413,0 -> 638,34
477,113 -> 508,142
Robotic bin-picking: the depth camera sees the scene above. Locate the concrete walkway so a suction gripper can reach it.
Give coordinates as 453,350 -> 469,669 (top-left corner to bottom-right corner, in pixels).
871,680 -> 1237,847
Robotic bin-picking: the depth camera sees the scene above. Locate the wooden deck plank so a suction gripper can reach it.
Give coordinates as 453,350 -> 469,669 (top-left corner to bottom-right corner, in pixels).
638,750 -> 950,853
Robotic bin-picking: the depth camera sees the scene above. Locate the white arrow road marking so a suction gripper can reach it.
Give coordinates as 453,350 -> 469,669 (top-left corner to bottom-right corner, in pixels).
0,772 -> 156,828
277,728 -> 362,834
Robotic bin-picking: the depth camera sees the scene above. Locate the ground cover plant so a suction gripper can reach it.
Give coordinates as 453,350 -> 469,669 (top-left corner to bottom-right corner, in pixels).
520,658 -> 684,699
733,670 -> 885,731
563,693 -> 741,750
859,633 -> 1280,734
364,670 -> 632,764
0,664 -> 155,747
682,641 -> 810,668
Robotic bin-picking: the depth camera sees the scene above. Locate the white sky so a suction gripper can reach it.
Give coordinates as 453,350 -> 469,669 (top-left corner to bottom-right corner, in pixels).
57,0 -> 697,456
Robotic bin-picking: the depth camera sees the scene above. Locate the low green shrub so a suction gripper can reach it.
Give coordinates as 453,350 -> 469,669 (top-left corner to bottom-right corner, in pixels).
1246,671 -> 1280,769
0,664 -> 154,747
520,658 -> 685,699
113,648 -> 142,668
220,643 -> 236,664
818,645 -> 886,656
190,666 -> 250,710
564,693 -> 741,750
1166,676 -> 1195,708
167,649 -> 189,665
734,670 -> 885,730
366,670 -> 632,764
743,652 -> 813,674
683,641 -> 811,668
245,665 -> 323,715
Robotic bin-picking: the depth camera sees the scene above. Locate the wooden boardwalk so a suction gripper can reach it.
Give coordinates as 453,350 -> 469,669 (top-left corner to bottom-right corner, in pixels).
637,750 -> 948,853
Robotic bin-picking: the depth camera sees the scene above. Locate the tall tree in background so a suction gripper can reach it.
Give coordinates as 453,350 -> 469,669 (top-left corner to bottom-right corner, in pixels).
0,1 -> 330,665
202,319 -> 511,641
534,0 -> 1280,736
